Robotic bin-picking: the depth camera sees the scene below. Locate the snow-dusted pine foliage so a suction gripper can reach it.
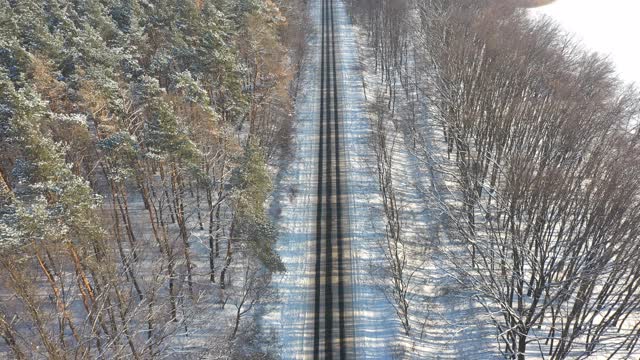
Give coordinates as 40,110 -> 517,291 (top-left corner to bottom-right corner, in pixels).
0,0 -> 305,357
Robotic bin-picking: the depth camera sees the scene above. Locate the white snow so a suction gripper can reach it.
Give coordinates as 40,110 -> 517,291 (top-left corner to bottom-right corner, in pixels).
335,1 -> 400,358
352,10 -> 502,359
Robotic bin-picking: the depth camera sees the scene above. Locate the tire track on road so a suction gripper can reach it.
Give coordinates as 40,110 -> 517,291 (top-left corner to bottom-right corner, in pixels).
312,0 -> 353,357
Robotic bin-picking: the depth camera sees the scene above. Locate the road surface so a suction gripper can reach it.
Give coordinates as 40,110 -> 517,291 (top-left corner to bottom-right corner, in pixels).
308,0 -> 356,357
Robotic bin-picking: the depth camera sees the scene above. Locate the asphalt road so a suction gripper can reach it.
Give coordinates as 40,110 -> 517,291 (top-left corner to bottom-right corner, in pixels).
310,0 -> 356,357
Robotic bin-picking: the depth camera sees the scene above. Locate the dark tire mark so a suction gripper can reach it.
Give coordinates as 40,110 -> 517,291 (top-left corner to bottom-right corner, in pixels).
313,0 -> 350,357
313,0 -> 326,354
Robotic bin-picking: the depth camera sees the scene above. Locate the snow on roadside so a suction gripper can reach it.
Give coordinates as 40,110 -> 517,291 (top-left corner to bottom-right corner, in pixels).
259,0 -> 320,356
352,14 -> 501,359
334,0 -> 400,358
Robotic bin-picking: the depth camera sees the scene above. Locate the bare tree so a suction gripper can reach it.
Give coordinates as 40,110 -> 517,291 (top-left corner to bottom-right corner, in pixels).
415,0 -> 640,358
370,92 -> 417,337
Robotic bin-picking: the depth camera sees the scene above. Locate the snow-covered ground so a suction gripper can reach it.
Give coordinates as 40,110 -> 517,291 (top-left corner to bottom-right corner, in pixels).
260,5 -> 320,354
352,21 -> 501,357
335,1 -> 400,357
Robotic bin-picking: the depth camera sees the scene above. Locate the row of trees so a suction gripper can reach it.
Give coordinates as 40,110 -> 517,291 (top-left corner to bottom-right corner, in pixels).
370,92 -> 414,337
0,0 -> 304,357
352,0 -> 640,358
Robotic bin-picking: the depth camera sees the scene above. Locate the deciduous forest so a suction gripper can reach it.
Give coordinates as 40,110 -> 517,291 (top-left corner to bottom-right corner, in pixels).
351,0 -> 640,358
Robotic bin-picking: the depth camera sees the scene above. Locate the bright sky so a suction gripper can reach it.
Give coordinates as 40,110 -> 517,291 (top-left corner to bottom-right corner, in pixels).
529,0 -> 640,86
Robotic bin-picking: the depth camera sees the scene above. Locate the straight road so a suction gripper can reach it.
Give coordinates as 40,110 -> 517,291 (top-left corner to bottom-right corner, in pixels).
310,0 -> 355,357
